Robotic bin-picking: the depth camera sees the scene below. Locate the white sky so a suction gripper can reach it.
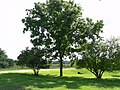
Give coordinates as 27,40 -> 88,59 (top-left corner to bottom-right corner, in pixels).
0,0 -> 120,60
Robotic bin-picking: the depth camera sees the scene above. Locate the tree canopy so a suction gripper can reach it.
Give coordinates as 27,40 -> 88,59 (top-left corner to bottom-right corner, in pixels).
72,37 -> 120,79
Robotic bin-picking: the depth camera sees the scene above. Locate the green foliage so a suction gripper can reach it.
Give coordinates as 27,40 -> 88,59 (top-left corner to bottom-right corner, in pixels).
73,37 -> 120,79
7,59 -> 14,67
0,48 -> 14,68
0,48 -> 7,62
17,47 -> 51,75
22,0 -> 103,76
106,37 -> 120,70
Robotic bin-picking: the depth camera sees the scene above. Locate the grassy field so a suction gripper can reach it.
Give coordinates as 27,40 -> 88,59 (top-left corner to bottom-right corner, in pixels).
0,68 -> 120,90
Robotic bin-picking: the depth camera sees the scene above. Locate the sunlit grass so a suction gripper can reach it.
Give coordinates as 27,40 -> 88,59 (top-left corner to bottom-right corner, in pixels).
0,68 -> 120,90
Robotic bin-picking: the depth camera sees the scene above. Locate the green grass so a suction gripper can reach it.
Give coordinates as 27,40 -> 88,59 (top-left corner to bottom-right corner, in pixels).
0,68 -> 120,90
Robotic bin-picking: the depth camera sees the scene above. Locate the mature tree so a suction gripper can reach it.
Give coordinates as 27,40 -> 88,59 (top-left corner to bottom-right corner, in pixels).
72,37 -> 120,79
17,47 -> 51,75
22,0 -> 103,76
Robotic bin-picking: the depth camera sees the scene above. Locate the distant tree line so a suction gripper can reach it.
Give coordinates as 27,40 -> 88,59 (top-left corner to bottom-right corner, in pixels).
0,48 -> 14,68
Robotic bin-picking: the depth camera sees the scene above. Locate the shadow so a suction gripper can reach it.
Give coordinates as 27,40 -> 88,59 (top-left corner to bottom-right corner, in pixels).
112,75 -> 120,78
0,73 -> 120,90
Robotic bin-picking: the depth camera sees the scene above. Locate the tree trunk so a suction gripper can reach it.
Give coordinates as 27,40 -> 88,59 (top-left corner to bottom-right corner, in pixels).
96,70 -> 104,79
33,69 -> 39,76
60,53 -> 63,77
95,72 -> 103,79
96,75 -> 102,79
88,69 -> 104,79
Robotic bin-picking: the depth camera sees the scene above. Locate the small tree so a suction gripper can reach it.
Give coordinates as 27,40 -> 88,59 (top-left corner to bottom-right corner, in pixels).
72,37 -> 120,79
17,47 -> 51,75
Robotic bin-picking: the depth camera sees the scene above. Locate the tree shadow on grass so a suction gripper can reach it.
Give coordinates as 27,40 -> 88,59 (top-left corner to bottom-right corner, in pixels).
0,73 -> 120,90
112,75 -> 120,78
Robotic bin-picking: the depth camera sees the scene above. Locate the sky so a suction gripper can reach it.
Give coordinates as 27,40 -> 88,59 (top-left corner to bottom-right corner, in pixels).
0,0 -> 120,60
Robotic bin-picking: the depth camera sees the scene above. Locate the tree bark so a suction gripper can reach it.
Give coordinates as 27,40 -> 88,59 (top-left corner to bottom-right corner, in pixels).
59,52 -> 63,77
33,69 -> 39,76
96,75 -> 102,79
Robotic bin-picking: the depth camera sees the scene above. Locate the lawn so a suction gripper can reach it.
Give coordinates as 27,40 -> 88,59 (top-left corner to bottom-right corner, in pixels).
0,68 -> 120,90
